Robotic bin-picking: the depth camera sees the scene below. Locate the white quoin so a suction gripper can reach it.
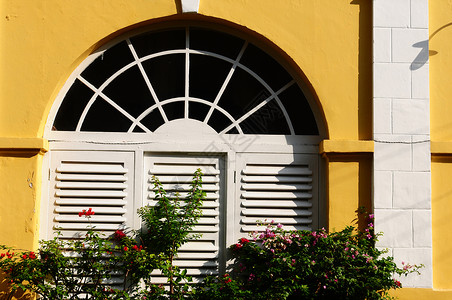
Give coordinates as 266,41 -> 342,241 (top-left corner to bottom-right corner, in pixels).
181,0 -> 200,13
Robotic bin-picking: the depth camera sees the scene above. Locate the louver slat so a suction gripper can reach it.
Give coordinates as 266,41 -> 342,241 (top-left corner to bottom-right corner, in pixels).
241,163 -> 313,233
52,153 -> 132,239
146,158 -> 222,284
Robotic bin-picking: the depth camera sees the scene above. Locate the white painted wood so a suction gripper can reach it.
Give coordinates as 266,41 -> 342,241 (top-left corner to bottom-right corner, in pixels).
49,151 -> 134,239
144,154 -> 223,285
236,153 -> 318,237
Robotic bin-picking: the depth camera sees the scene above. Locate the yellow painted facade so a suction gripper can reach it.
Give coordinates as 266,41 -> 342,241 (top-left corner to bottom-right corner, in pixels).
1,0 -> 450,298
430,0 -> 452,293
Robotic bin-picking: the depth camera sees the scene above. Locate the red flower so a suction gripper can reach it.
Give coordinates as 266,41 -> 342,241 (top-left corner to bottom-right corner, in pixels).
114,230 -> 127,241
132,245 -> 138,251
79,208 -> 95,217
395,280 -> 401,287
29,252 -> 36,259
234,243 -> 243,250
22,254 -> 28,259
240,238 -> 249,244
225,278 -> 232,284
0,253 -> 5,259
123,246 -> 128,251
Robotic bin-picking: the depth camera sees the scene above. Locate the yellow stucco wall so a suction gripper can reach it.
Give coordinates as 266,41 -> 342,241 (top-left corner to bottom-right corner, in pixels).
430,0 -> 452,292
326,154 -> 372,232
430,1 -> 452,143
431,157 -> 452,290
0,151 -> 43,250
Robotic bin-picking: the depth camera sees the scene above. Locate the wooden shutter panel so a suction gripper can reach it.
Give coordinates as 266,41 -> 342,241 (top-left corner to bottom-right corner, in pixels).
49,151 -> 134,239
144,155 -> 223,283
237,153 -> 318,237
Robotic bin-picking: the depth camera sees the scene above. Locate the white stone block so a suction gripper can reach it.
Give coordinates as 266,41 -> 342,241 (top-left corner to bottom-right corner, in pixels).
412,64 -> 429,99
375,209 -> 412,247
411,0 -> 429,29
374,0 -> 410,28
374,28 -> 391,63
374,171 -> 393,208
392,29 -> 429,64
374,134 -> 412,143
374,140 -> 411,171
181,0 -> 200,13
392,99 -> 430,135
393,248 -> 432,288
374,63 -> 411,98
413,210 -> 432,247
374,98 -> 392,134
393,172 -> 431,209
412,137 -> 430,172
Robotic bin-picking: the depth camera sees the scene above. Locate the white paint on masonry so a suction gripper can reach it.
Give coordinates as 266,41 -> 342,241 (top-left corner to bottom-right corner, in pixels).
181,0 -> 200,13
373,0 -> 432,288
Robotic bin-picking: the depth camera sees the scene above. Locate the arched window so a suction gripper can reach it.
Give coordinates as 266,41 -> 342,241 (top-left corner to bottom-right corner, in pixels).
42,24 -> 324,283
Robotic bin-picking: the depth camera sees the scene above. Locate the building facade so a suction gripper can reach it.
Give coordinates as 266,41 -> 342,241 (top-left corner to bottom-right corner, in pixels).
1,0 -> 452,298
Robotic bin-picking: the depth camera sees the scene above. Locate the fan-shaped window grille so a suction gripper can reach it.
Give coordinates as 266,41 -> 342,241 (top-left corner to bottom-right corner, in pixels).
52,27 -> 319,136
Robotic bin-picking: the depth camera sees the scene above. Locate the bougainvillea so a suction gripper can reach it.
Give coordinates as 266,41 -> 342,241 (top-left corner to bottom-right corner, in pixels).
194,215 -> 422,300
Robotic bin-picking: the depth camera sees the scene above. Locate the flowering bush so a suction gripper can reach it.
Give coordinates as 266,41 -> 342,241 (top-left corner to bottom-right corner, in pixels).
0,169 -> 206,299
0,212 -> 156,299
137,168 -> 206,298
194,215 -> 422,300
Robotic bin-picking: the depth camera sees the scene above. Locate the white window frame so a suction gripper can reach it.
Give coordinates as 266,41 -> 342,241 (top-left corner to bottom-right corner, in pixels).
40,22 -> 327,277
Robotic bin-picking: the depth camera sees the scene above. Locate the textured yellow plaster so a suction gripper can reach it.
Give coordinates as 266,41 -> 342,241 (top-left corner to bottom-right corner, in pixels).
431,157 -> 452,289
0,152 -> 43,250
326,155 -> 372,232
430,1 -> 452,142
320,139 -> 374,154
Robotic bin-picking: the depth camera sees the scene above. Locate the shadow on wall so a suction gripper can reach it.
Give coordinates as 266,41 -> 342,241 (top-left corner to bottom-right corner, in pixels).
350,0 -> 373,140
0,274 -> 33,300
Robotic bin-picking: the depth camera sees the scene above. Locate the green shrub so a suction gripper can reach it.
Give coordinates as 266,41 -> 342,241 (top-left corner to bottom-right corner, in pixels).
193,216 -> 422,300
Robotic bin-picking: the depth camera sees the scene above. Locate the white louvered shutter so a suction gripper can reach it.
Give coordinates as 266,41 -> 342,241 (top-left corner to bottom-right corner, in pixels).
49,151 -> 134,239
236,153 -> 318,239
144,155 -> 223,284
